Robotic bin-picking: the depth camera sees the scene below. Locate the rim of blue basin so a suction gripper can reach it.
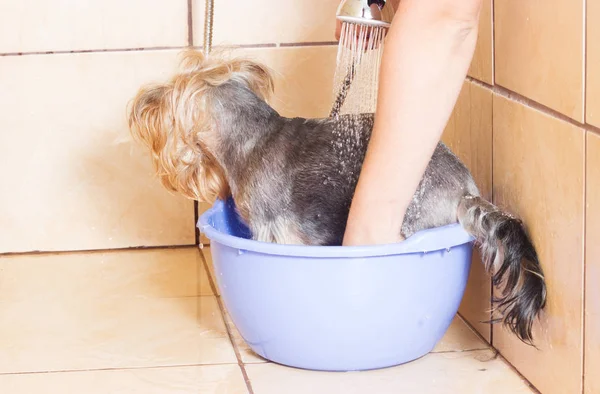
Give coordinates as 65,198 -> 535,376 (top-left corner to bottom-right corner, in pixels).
198,199 -> 475,258
197,200 -> 474,258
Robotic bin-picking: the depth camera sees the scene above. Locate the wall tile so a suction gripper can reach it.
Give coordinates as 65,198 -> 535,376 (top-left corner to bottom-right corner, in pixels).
0,0 -> 188,53
193,0 -> 340,47
587,0 -> 600,127
492,95 -> 585,394
468,0 -> 493,85
441,81 -> 493,341
230,46 -> 338,118
495,0 -> 584,121
585,132 -> 600,394
0,50 -> 195,253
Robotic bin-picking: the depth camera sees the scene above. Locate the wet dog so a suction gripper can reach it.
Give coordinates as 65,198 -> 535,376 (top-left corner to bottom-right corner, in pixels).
127,50 -> 547,345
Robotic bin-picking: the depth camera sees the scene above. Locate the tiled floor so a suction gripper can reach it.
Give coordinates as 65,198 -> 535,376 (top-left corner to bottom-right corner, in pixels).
0,247 -> 536,393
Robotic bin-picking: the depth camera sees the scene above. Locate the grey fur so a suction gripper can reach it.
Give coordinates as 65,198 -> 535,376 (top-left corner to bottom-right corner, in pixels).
209,80 -> 547,344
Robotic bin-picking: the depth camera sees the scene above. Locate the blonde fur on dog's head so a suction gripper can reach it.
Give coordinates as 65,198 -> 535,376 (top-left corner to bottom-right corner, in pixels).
127,49 -> 275,202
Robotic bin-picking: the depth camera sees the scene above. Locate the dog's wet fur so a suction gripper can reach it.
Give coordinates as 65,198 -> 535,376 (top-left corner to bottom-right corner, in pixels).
128,50 -> 547,345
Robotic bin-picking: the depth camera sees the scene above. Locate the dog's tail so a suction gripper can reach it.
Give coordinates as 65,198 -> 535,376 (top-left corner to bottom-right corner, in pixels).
457,194 -> 547,345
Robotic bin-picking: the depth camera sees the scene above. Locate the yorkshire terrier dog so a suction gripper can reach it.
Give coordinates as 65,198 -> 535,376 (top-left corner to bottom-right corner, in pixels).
128,50 -> 547,345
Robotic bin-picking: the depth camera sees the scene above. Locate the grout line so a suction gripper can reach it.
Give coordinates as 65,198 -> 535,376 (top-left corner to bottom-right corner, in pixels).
489,70 -> 495,346
199,247 -> 255,394
0,46 -> 188,57
489,284 -> 494,346
0,40 -> 337,57
582,132 -> 588,394
494,84 -> 584,128
279,41 -> 339,47
199,246 -> 219,297
432,348 -> 490,354
491,0 -> 495,85
194,201 -> 200,245
495,351 -> 542,394
468,76 -> 493,91
467,76 -> 495,346
191,41 -> 338,51
193,43 -> 278,50
218,293 -> 256,394
0,362 -> 243,377
581,1 -> 588,388
188,0 -> 194,47
588,124 -> 600,135
583,0 -> 588,124
457,313 -> 492,347
467,76 -> 600,135
0,244 -> 197,258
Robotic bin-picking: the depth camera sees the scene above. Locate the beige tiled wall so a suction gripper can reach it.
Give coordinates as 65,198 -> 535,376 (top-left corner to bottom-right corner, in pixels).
494,0 -> 585,121
0,1 -> 189,53
468,0 -> 493,85
463,0 -> 598,392
193,0 -> 339,47
0,1 -> 339,254
492,96 -> 585,394
0,2 -> 197,253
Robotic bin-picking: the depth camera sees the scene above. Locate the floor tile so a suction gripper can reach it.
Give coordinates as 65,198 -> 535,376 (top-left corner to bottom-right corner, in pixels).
246,350 -> 534,394
0,294 -> 235,373
433,316 -> 489,353
0,364 -> 247,394
0,248 -> 212,301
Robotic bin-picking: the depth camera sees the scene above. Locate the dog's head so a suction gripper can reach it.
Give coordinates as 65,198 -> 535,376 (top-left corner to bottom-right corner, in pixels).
127,49 -> 275,202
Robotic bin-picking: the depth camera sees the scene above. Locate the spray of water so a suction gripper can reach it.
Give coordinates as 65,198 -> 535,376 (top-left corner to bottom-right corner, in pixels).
330,22 -> 387,118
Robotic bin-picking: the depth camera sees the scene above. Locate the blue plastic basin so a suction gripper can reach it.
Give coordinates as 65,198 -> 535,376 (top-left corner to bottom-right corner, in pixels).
198,198 -> 475,371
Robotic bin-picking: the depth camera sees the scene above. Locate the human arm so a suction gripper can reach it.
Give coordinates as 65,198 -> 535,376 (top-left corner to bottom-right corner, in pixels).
342,0 -> 483,245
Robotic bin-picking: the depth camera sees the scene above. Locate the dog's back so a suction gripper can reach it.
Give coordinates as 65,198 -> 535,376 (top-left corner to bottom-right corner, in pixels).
248,113 -> 478,246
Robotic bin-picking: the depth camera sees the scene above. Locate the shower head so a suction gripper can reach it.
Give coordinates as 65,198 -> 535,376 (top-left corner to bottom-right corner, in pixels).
336,0 -> 395,28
